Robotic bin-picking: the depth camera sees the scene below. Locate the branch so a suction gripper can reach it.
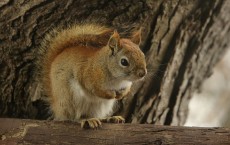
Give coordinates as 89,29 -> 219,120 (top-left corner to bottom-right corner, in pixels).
0,118 -> 229,144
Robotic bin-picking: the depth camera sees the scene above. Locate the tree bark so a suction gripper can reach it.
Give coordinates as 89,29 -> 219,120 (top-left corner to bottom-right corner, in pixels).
0,118 -> 230,145
0,0 -> 230,126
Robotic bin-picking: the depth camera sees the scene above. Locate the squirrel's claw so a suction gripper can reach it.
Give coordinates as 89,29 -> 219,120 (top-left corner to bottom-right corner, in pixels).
81,116 -> 125,128
81,118 -> 102,129
102,116 -> 125,123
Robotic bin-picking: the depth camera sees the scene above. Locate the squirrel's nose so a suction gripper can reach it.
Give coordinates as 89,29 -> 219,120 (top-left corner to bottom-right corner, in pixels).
137,68 -> 147,78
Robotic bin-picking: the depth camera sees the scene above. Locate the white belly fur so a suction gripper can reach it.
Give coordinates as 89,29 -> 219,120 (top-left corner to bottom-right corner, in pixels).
69,79 -> 116,120
108,80 -> 132,91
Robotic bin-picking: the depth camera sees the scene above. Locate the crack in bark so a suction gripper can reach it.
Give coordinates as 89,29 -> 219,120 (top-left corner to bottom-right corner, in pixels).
142,1 -> 164,54
157,0 -> 181,55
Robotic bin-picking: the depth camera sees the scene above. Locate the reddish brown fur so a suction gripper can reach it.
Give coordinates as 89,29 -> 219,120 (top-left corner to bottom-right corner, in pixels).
38,24 -> 146,123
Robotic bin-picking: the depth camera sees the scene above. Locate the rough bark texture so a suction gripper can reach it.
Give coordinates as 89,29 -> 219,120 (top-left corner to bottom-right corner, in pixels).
0,118 -> 230,145
0,0 -> 230,126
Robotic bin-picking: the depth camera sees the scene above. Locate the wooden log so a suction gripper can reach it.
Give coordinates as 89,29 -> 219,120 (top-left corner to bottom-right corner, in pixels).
0,118 -> 229,145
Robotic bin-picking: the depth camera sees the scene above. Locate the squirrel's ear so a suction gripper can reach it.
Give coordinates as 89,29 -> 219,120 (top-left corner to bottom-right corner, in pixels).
108,30 -> 120,54
97,29 -> 114,45
131,28 -> 142,46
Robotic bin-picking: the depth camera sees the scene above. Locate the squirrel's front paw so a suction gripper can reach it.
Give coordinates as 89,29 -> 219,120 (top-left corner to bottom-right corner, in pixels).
102,116 -> 125,123
81,118 -> 102,129
115,88 -> 130,99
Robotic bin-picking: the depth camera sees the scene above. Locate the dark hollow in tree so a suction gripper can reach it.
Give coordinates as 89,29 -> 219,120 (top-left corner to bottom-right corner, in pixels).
0,0 -> 230,126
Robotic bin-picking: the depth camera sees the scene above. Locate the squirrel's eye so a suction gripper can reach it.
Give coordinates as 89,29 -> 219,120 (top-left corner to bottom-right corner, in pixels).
120,58 -> 129,67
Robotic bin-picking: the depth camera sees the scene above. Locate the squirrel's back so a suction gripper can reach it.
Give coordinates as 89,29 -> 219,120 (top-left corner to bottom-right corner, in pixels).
37,23 -> 113,90
38,24 -> 112,68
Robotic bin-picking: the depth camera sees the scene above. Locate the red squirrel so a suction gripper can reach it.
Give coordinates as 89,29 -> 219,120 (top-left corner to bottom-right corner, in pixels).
38,24 -> 147,128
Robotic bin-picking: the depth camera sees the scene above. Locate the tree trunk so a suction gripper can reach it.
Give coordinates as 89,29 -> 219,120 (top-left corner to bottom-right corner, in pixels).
0,0 -> 229,126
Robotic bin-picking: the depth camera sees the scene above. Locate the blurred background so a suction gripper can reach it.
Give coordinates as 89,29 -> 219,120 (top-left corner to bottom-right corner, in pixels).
185,48 -> 230,127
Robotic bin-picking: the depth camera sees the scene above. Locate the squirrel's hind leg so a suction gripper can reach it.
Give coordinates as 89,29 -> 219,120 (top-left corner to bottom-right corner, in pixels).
80,116 -> 125,129
100,116 -> 125,123
80,118 -> 102,129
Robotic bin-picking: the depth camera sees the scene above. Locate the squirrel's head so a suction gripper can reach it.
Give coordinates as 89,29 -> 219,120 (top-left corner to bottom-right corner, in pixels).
105,30 -> 147,82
